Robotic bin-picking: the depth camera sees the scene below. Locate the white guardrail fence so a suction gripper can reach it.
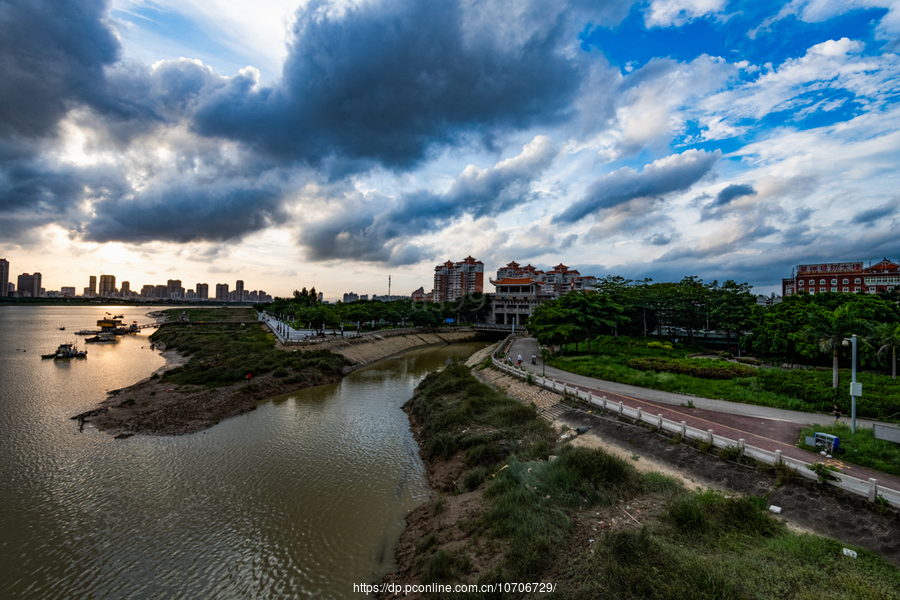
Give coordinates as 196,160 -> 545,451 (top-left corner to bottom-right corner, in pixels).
491,356 -> 900,510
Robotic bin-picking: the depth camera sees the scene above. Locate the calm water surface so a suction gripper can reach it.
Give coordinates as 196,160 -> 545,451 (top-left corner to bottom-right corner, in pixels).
0,306 -> 485,599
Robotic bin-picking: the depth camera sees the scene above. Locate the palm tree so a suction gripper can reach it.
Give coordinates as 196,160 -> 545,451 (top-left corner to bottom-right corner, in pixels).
875,322 -> 900,380
800,304 -> 871,388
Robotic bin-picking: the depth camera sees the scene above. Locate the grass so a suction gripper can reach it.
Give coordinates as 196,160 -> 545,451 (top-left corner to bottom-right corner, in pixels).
408,364 -> 900,599
150,314 -> 350,388
549,336 -> 900,420
799,422 -> 900,477
561,513 -> 900,600
164,307 -> 258,322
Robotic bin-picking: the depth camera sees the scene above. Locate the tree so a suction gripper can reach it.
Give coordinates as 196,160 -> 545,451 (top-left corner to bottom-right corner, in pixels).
528,302 -> 580,354
709,280 -> 755,350
799,304 -> 872,388
874,322 -> 900,380
558,291 -> 626,352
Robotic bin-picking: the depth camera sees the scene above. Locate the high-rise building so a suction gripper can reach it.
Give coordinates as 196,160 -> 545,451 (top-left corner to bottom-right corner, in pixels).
433,256 -> 484,302
167,279 -> 184,300
88,275 -> 97,297
215,283 -> 229,301
16,273 -> 41,298
196,283 -> 209,300
99,274 -> 116,297
120,281 -> 131,297
0,258 -> 8,297
141,285 -> 156,299
61,286 -> 76,297
155,284 -> 168,299
235,280 -> 244,302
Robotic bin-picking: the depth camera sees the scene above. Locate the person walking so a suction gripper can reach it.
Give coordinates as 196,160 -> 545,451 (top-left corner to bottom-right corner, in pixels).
833,404 -> 841,420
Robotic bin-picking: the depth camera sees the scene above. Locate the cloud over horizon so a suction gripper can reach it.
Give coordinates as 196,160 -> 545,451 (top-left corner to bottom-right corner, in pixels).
1,0 -> 899,296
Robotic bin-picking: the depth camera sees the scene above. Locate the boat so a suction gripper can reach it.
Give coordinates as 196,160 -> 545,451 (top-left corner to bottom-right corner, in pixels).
76,329 -> 98,335
85,334 -> 117,343
59,327 -> 65,331
41,343 -> 88,359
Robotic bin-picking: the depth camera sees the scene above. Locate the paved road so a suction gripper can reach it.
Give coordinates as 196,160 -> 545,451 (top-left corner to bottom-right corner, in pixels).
507,337 -> 900,491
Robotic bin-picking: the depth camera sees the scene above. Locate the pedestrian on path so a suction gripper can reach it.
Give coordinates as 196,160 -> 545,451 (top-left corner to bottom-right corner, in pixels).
833,404 -> 841,420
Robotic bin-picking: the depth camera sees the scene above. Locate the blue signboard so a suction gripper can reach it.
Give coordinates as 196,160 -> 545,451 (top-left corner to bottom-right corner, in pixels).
446,318 -> 454,323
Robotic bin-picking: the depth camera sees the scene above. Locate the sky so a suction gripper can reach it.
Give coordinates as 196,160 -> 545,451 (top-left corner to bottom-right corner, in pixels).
1,0 -> 899,299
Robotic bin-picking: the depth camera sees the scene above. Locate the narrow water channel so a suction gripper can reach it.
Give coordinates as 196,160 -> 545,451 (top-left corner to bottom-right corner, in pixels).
0,306 -> 487,599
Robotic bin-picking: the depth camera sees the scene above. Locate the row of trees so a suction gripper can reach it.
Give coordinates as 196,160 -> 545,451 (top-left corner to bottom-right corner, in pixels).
751,293 -> 900,385
258,291 -> 489,332
529,276 -> 758,350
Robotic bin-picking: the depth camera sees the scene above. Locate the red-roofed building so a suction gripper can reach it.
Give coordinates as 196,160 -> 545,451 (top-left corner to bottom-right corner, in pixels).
411,286 -> 433,302
487,261 -> 598,325
782,259 -> 900,297
433,256 -> 484,302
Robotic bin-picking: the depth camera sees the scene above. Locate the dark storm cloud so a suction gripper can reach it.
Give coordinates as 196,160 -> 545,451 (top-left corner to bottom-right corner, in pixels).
297,136 -> 558,264
700,183 -> 757,221
83,182 -> 288,244
712,184 -> 756,207
192,0 -> 583,169
554,149 -> 721,224
0,0 -> 120,140
851,200 -> 899,225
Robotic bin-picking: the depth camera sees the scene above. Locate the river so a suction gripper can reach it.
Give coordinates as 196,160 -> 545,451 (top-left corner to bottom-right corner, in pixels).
0,305 -> 486,599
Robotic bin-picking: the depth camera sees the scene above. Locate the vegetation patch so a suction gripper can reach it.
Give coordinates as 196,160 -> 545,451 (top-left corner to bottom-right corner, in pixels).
628,356 -> 757,379
151,311 -> 350,388
799,422 -> 900,477
392,364 -> 900,599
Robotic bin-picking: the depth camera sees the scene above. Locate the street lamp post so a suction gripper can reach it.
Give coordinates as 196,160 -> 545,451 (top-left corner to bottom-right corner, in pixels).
842,334 -> 862,434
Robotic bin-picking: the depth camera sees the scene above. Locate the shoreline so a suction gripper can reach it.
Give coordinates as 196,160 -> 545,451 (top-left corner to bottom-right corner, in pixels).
75,327 -> 492,438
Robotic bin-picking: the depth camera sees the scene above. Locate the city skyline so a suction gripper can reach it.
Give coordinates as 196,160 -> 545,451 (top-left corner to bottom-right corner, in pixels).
2,1 -> 900,297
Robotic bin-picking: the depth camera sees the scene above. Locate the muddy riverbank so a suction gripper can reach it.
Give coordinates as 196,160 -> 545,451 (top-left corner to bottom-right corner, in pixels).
76,326 -> 493,437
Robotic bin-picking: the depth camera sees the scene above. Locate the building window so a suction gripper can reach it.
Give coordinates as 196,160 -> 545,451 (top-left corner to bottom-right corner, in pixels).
820,279 -> 826,285
831,279 -> 837,285
843,287 -> 849,292
855,286 -> 861,291
799,280 -> 805,286
855,278 -> 861,284
842,278 -> 849,284
831,287 -> 837,292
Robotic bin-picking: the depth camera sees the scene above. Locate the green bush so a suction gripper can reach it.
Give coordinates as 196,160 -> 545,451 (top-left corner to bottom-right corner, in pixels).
462,467 -> 488,491
628,357 -> 757,380
759,369 -> 900,420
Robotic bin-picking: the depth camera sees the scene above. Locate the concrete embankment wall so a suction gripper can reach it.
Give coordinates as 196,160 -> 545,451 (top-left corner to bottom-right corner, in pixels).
318,330 -> 488,366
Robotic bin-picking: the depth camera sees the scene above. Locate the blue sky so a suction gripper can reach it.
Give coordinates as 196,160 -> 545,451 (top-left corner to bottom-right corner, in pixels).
1,0 -> 899,298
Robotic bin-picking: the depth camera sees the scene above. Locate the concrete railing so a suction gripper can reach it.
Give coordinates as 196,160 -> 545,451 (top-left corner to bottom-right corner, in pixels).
491,357 -> 900,509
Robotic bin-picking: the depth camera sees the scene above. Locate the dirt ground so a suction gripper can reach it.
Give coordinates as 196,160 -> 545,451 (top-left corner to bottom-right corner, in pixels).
73,348 -> 341,437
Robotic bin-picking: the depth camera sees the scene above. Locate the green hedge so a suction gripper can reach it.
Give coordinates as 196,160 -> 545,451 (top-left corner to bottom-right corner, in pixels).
757,369 -> 900,420
628,357 -> 757,380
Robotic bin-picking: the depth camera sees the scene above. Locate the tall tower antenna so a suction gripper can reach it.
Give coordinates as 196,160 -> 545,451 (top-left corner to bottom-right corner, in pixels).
388,275 -> 391,302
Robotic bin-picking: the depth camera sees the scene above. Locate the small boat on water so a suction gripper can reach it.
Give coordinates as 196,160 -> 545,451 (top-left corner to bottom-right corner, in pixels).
85,334 -> 117,343
59,327 -> 65,331
41,343 -> 88,359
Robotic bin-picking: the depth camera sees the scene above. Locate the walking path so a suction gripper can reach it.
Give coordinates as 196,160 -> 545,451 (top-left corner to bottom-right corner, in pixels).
507,337 -> 900,493
260,313 -> 360,343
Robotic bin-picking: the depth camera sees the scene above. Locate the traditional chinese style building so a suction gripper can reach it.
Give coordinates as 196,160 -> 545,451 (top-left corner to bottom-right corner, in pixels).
487,261 -> 598,325
782,259 -> 900,297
